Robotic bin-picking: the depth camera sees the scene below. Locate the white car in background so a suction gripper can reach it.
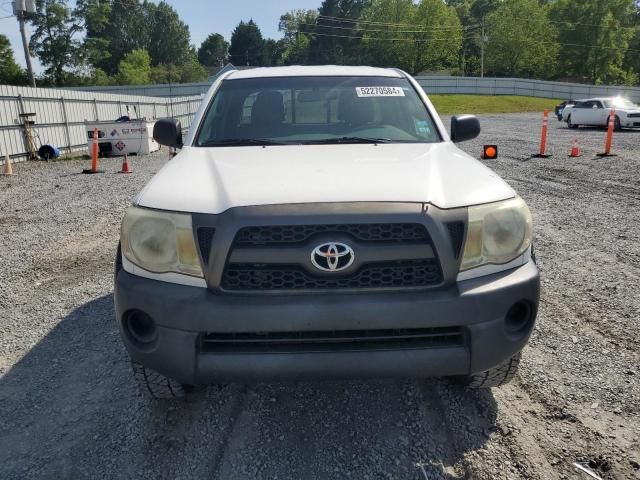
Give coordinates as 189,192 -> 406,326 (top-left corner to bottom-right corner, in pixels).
562,97 -> 640,130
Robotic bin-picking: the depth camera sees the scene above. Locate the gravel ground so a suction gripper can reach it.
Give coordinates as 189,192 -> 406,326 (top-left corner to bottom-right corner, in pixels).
1,114 -> 639,479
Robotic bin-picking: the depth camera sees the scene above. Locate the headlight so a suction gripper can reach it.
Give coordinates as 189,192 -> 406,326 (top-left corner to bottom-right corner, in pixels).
460,196 -> 532,271
121,206 -> 203,277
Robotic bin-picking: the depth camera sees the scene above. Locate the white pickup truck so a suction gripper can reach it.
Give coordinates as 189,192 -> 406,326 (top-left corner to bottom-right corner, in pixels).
562,97 -> 640,130
114,66 -> 539,399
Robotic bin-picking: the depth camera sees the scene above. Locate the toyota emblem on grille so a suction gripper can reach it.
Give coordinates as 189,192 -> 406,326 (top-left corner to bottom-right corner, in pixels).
311,242 -> 355,272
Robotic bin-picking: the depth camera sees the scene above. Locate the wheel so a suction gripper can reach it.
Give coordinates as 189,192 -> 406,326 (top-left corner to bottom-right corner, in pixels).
457,352 -> 522,388
567,115 -> 577,129
614,116 -> 622,131
131,361 -> 196,399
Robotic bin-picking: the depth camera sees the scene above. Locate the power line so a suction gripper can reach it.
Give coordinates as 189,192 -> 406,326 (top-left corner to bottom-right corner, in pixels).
317,14 -> 465,29
319,13 -> 639,31
299,30 -> 478,42
515,16 -> 638,29
297,21 -> 479,34
299,29 -> 640,54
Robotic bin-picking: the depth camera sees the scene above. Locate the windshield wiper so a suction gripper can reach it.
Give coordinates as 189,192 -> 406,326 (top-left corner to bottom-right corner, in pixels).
304,136 -> 393,145
199,138 -> 287,146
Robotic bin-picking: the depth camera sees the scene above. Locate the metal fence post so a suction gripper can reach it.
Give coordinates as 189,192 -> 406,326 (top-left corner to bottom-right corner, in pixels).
17,94 -> 29,159
60,97 -> 73,153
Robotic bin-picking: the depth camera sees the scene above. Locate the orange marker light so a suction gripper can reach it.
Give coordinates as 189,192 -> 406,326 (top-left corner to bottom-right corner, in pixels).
482,145 -> 498,159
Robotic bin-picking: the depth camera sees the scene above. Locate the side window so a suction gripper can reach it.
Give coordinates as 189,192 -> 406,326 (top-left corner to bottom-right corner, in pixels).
594,101 -> 603,109
239,92 -> 258,125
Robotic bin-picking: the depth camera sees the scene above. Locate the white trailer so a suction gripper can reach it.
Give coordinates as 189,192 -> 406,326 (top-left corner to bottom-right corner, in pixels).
85,119 -> 160,157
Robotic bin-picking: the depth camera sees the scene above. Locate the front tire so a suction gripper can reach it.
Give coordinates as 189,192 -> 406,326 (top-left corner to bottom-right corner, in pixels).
458,352 -> 522,388
614,115 -> 622,131
132,362 -> 196,399
567,115 -> 577,129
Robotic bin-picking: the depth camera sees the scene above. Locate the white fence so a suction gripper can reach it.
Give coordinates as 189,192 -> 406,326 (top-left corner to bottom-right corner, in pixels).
416,77 -> 640,102
67,75 -> 640,102
0,84 -> 202,164
68,82 -> 211,98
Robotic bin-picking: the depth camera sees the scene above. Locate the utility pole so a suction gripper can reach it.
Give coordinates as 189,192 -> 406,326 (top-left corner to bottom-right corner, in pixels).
13,0 -> 36,87
480,16 -> 485,78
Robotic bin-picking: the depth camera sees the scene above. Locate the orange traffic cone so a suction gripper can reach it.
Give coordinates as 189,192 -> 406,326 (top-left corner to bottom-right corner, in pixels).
119,154 -> 132,173
569,138 -> 581,157
2,153 -> 14,176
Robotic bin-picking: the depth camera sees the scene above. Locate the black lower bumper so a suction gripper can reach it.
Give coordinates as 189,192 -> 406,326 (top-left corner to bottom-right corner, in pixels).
114,261 -> 540,385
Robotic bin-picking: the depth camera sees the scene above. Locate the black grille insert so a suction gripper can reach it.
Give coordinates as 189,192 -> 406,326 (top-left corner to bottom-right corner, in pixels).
200,327 -> 464,353
197,227 -> 216,265
221,260 -> 441,291
234,223 -> 429,245
445,222 -> 465,259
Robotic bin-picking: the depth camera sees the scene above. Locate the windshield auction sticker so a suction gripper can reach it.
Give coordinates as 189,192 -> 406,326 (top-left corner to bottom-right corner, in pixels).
356,87 -> 405,97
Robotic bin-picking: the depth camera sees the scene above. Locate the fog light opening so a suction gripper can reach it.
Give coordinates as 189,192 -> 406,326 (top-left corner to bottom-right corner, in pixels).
505,301 -> 533,334
124,310 -> 157,345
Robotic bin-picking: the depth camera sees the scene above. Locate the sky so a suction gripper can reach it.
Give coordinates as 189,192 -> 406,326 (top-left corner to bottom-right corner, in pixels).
0,0 -> 322,73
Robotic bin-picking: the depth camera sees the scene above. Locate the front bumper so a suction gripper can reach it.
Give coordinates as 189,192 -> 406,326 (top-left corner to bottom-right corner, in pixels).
622,118 -> 640,128
114,259 -> 540,385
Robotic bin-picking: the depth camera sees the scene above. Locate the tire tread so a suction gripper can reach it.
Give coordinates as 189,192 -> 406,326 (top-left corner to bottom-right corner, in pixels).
132,362 -> 188,399
462,352 -> 522,388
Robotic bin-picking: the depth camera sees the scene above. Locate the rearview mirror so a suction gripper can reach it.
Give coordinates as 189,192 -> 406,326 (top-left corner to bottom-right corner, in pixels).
153,118 -> 183,148
450,115 -> 480,143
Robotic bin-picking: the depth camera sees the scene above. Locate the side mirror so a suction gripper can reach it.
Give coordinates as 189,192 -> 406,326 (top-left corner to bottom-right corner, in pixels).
153,118 -> 183,148
450,115 -> 480,143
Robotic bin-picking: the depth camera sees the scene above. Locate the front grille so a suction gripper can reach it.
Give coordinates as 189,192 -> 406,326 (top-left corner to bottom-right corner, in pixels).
221,260 -> 441,291
197,227 -> 216,265
234,223 -> 429,245
200,327 -> 464,353
627,113 -> 640,118
445,222 -> 465,259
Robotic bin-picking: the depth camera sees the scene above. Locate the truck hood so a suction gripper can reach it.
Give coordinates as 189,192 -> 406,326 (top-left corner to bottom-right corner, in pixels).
136,143 -> 515,214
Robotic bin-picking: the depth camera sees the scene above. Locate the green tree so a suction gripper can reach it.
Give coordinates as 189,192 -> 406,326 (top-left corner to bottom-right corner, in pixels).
74,0 -> 112,70
0,35 -> 26,85
551,0 -> 636,84
263,38 -> 285,66
102,0 -> 148,74
278,9 -> 317,65
145,1 -> 191,66
117,48 -> 151,84
485,0 -> 558,78
150,63 -> 180,83
178,57 -> 208,82
624,26 -> 640,84
228,20 -> 265,66
28,0 -> 83,85
198,33 -> 229,67
91,67 -> 114,85
308,0 -> 371,65
361,0 -> 416,71
360,0 -> 463,75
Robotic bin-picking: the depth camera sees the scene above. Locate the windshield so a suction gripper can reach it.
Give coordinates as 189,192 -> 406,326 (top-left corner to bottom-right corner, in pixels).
195,76 -> 441,146
604,98 -> 637,108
